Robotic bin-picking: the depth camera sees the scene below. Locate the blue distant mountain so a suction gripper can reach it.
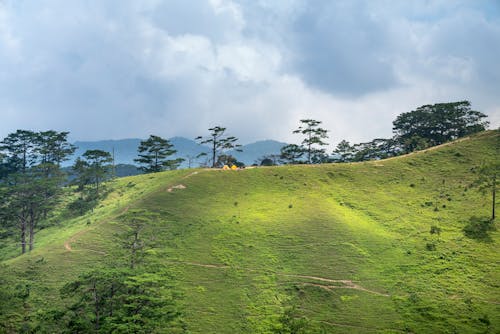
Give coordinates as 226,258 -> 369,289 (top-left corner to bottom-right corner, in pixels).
67,137 -> 287,167
230,140 -> 287,165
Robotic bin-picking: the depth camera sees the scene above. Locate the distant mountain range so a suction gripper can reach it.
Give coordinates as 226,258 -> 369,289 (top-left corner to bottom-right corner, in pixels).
68,137 -> 287,168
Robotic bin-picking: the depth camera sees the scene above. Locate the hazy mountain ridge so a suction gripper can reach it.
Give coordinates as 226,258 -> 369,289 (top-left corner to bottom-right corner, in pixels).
68,137 -> 287,167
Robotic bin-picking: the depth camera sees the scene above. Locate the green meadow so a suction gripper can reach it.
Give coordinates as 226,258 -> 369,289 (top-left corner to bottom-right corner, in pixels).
1,130 -> 499,333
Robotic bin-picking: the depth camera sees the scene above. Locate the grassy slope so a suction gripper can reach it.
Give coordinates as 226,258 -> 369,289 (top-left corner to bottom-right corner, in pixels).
2,130 -> 499,333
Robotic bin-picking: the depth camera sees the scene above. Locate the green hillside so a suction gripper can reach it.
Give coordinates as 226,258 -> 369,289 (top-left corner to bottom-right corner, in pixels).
1,130 -> 499,333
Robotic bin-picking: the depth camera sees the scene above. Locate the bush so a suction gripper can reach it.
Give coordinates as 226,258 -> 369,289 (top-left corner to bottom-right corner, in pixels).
430,226 -> 441,235
463,216 -> 496,241
425,242 -> 436,251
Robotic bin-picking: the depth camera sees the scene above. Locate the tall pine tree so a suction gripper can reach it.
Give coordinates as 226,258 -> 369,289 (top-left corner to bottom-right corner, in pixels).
196,126 -> 242,168
293,119 -> 329,164
134,135 -> 183,173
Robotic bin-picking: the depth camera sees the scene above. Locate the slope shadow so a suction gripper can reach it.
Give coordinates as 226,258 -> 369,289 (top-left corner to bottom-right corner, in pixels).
463,216 -> 496,242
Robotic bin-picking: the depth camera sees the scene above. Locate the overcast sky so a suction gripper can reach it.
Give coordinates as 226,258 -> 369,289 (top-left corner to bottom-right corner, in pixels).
1,0 -> 499,146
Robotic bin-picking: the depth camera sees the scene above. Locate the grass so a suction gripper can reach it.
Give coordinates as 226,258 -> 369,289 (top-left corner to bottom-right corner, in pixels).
1,130 -> 499,333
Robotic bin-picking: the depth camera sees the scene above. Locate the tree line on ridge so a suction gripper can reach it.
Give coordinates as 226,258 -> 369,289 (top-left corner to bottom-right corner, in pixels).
0,100 -> 493,255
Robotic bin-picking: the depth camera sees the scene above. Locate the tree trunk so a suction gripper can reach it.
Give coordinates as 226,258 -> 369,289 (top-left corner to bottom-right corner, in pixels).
20,217 -> 26,254
28,208 -> 36,251
307,132 -> 312,164
212,140 -> 216,168
29,224 -> 35,252
492,176 -> 496,220
155,151 -> 158,172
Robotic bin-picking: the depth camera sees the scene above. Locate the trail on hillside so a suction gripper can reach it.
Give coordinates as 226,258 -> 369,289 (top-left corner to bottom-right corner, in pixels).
281,274 -> 390,296
64,205 -> 130,253
317,320 -> 406,333
171,260 -> 389,297
64,169 -> 209,253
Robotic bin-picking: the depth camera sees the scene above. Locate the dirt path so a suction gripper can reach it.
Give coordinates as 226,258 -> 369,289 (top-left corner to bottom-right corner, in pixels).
183,261 -> 230,269
280,274 -> 390,296
63,205 -> 130,252
64,229 -> 87,251
318,320 -> 407,333
63,169 -> 208,253
171,260 -> 389,297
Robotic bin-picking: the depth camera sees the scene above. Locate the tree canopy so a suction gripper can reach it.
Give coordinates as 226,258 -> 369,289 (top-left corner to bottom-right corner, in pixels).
195,126 -> 242,168
134,135 -> 183,173
393,101 -> 489,152
292,119 -> 329,164
72,150 -> 113,197
0,130 -> 74,253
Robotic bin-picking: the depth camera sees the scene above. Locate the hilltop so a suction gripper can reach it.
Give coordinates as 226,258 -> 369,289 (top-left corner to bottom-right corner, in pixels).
1,130 -> 498,333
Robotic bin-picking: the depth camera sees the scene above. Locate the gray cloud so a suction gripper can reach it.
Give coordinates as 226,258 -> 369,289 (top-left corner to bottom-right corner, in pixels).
0,0 -> 499,147
286,1 -> 399,96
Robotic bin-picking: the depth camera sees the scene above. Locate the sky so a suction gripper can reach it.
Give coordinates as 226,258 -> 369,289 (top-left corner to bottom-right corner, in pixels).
1,0 -> 499,147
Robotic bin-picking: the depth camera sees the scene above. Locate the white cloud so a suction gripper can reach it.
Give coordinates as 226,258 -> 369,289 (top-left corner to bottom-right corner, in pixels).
0,0 -> 498,147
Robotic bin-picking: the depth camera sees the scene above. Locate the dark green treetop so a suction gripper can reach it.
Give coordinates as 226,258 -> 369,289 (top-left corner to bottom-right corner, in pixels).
134,135 -> 183,173
279,144 -> 304,164
195,126 -> 242,168
393,101 -> 489,152
293,119 -> 329,164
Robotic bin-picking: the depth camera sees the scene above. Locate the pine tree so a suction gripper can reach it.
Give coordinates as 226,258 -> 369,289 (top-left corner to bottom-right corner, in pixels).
279,144 -> 304,164
195,126 -> 242,168
333,140 -> 354,162
72,150 -> 112,198
472,161 -> 499,220
293,119 -> 329,164
134,135 -> 183,173
0,130 -> 73,253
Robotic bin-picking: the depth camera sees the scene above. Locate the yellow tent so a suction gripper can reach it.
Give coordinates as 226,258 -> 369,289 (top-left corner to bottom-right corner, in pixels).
231,165 -> 238,170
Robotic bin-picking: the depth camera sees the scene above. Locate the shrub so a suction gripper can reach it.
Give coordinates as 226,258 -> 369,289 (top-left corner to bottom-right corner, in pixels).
463,216 -> 496,241
430,226 -> 441,235
426,242 -> 436,251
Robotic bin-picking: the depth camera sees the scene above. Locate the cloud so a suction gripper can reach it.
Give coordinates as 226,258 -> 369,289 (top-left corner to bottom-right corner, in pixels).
284,1 -> 399,96
0,0 -> 498,148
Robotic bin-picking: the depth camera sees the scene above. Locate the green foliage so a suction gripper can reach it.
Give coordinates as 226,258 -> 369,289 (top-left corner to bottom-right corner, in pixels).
471,160 -> 498,220
292,119 -> 329,164
106,272 -> 182,333
463,216 -> 496,241
333,101 -> 490,163
259,155 -> 280,166
196,126 -> 242,168
119,209 -> 159,269
393,101 -> 489,152
59,268 -> 182,333
430,225 -> 441,236
0,130 -> 73,253
35,130 -> 76,166
332,140 -> 354,162
215,154 -> 244,168
272,306 -> 313,334
72,149 -> 112,197
0,130 -> 498,333
280,144 -> 304,164
134,135 -> 183,173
